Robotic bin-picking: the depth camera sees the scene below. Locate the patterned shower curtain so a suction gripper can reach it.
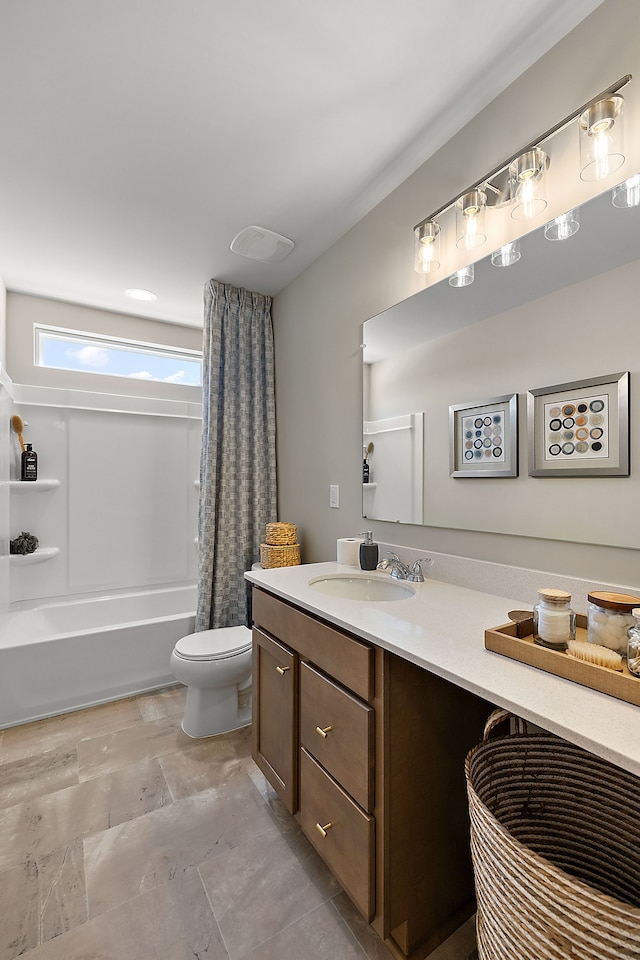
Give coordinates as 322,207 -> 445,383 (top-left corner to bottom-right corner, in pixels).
196,280 -> 277,630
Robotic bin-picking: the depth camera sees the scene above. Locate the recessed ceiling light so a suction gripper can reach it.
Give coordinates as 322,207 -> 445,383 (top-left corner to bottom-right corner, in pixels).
125,288 -> 157,302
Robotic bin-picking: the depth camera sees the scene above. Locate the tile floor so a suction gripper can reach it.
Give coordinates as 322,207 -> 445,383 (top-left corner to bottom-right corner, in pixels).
0,685 -> 478,960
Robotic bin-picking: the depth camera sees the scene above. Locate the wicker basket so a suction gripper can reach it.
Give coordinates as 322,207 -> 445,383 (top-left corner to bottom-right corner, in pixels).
265,522 -> 297,545
259,542 -> 301,569
465,709 -> 640,960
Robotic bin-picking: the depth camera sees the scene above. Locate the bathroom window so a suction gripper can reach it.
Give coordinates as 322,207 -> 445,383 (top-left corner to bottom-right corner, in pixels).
34,325 -> 202,386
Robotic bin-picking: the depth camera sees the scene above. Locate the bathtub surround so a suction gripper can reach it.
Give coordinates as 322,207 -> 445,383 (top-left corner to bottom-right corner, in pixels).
0,688 -> 477,960
7,383 -> 200,605
197,281 -> 277,631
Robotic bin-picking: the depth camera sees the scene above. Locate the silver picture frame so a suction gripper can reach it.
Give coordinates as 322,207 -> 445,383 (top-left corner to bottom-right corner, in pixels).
449,393 -> 518,478
528,371 -> 629,477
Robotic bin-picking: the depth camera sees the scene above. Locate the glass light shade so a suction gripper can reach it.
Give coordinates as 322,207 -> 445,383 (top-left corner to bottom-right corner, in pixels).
449,264 -> 474,287
544,208 -> 580,241
510,148 -> 548,220
456,190 -> 486,250
612,173 -> 640,208
414,221 -> 441,273
579,96 -> 624,181
491,240 -> 521,267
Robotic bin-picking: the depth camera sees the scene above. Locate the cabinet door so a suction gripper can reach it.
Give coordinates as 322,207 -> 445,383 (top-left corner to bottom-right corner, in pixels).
252,627 -> 298,814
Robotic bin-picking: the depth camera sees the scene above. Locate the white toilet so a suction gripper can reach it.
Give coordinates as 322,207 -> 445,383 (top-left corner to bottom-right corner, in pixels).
170,625 -> 252,738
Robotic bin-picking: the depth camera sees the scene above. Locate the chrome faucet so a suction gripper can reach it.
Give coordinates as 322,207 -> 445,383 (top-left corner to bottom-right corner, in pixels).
376,553 -> 432,582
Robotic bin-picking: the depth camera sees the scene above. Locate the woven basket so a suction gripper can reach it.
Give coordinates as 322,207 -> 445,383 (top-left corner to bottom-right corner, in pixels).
465,709 -> 640,960
265,522 -> 297,545
259,542 -> 301,569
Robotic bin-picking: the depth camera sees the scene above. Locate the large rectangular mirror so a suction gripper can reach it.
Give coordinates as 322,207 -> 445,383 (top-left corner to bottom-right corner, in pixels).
362,184 -> 640,548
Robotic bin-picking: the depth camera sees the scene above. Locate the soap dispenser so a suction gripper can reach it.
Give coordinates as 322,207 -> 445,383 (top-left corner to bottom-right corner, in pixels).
359,531 -> 378,571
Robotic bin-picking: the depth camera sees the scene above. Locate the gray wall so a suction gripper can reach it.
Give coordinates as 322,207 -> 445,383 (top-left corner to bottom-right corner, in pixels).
272,0 -> 640,587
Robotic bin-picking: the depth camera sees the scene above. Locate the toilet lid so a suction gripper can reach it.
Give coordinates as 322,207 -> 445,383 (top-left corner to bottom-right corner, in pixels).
174,625 -> 252,661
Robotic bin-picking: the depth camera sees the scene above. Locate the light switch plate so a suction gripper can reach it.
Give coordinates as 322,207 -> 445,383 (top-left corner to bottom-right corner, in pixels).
329,484 -> 339,508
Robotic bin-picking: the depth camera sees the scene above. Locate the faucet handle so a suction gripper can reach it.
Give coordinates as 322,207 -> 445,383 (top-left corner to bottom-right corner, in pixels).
409,558 -> 432,582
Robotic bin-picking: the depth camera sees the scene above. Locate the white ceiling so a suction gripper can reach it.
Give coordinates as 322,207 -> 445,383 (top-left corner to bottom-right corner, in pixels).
0,0 -> 604,329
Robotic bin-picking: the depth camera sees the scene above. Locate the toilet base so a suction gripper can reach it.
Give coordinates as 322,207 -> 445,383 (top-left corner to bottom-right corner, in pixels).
181,682 -> 252,738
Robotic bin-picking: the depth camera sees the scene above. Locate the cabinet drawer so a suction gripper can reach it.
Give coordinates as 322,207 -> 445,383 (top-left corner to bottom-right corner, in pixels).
252,628 -> 298,814
252,588 -> 374,701
299,748 -> 374,921
300,661 -> 374,812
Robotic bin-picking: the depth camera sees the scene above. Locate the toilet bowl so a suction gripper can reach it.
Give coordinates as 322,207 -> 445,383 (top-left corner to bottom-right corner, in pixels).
170,625 -> 252,738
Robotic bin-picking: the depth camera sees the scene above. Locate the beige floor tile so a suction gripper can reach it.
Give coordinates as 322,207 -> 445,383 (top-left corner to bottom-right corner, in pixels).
0,698 -> 143,763
0,838 -> 86,960
77,712 -> 189,781
37,838 -> 88,943
136,684 -> 186,722
84,773 -> 278,918
199,819 -> 341,959
16,870 -> 229,960
0,757 -> 172,872
247,766 -> 293,823
243,900 -> 367,960
0,860 -> 40,960
331,892 -> 394,960
159,723 -> 254,799
0,746 -> 78,810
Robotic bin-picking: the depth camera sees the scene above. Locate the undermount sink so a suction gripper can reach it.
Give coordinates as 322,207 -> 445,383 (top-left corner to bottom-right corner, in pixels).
308,574 -> 415,602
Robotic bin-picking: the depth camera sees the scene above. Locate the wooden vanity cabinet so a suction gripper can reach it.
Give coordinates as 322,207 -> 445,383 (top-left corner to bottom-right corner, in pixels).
251,585 -> 492,960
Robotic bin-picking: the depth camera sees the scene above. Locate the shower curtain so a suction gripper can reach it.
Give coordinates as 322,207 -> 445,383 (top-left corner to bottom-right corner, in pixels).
196,280 -> 277,630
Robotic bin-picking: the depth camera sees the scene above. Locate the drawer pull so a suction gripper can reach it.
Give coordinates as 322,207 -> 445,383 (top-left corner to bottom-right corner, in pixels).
276,665 -> 291,676
315,821 -> 333,838
316,725 -> 333,738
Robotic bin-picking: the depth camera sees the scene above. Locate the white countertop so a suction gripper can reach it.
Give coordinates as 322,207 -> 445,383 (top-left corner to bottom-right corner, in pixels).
246,561 -> 640,778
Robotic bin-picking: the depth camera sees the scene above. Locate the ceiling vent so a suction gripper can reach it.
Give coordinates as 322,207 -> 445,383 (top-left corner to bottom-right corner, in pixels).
230,225 -> 295,263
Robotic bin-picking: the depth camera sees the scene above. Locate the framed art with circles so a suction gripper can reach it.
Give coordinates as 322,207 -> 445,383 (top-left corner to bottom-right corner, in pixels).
449,393 -> 518,478
527,371 -> 629,477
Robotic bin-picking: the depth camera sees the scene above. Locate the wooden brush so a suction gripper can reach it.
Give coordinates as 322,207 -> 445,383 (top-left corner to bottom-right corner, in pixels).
567,639 -> 623,671
10,414 -> 26,452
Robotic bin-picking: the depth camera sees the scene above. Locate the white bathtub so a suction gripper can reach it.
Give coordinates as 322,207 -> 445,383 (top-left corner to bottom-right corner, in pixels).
0,585 -> 196,728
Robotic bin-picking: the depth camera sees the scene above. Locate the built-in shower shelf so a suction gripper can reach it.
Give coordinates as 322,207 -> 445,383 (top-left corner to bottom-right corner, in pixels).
9,547 -> 59,565
8,479 -> 60,493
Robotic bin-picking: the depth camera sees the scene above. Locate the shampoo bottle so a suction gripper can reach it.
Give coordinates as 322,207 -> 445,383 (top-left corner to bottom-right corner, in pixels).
359,531 -> 378,571
362,446 -> 370,483
21,443 -> 38,481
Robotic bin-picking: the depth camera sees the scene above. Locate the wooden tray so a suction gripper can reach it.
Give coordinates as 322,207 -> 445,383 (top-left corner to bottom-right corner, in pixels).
485,614 -> 640,707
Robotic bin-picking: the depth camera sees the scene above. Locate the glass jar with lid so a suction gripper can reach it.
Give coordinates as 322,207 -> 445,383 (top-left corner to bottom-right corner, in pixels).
627,609 -> 640,677
533,588 -> 576,650
587,591 -> 640,656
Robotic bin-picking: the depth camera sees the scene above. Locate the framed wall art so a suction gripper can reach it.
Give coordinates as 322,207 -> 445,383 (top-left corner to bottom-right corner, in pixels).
528,371 -> 629,477
449,393 -> 518,478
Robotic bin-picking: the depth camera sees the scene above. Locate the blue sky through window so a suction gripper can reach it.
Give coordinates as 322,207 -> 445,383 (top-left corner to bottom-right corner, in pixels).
36,329 -> 202,386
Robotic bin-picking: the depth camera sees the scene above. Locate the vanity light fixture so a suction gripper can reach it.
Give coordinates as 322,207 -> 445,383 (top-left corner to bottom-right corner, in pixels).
544,208 -> 580,241
510,148 -> 548,220
579,96 -> 625,181
456,190 -> 487,249
449,264 -> 474,287
491,240 -> 521,266
413,221 -> 441,273
412,75 -> 631,275
612,173 -> 640,208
